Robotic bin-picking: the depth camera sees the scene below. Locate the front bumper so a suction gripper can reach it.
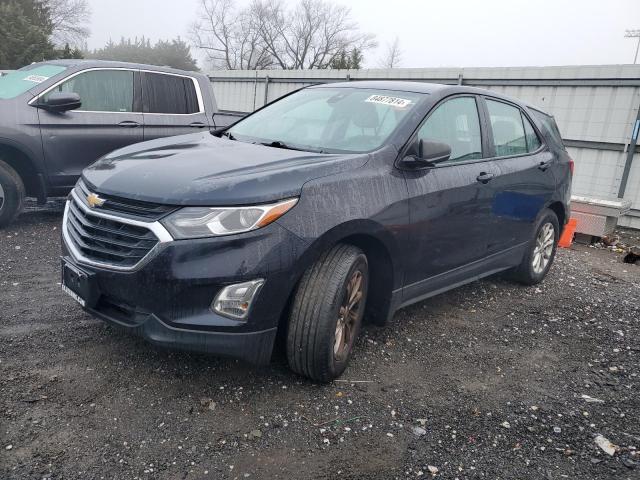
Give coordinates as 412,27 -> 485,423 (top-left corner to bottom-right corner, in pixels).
88,306 -> 278,364
61,202 -> 308,365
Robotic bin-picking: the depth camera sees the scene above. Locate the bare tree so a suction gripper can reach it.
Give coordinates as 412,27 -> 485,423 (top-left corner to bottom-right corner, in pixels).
191,0 -> 376,70
378,36 -> 402,68
190,0 -> 273,70
45,0 -> 91,47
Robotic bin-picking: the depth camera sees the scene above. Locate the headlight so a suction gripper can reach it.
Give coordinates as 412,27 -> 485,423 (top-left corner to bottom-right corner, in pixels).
161,198 -> 298,239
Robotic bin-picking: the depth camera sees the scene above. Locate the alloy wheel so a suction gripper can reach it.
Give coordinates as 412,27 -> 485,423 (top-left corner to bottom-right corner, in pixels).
334,269 -> 365,361
532,222 -> 555,274
0,183 -> 4,211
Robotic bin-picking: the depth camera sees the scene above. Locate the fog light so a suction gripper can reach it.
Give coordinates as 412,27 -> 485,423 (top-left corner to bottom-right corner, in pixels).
212,279 -> 264,319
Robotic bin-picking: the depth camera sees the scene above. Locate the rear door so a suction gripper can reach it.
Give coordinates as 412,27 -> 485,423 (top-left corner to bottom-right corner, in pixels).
402,95 -> 498,299
37,68 -> 143,190
479,97 -> 556,254
141,71 -> 210,140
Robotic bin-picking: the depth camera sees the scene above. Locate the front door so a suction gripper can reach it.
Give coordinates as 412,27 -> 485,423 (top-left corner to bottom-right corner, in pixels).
480,97 -> 557,254
141,71 -> 210,141
37,68 -> 143,190
403,96 -> 497,300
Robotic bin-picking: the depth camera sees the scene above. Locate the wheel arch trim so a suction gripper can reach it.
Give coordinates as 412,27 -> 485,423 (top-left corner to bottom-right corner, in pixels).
0,138 -> 47,200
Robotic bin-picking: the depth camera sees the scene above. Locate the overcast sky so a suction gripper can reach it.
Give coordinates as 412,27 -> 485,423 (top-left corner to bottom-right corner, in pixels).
86,0 -> 640,69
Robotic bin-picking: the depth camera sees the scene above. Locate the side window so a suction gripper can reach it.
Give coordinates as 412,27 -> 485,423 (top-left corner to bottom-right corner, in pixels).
144,73 -> 200,114
486,99 -> 528,156
44,70 -> 134,112
531,109 -> 565,148
522,114 -> 542,152
417,97 -> 483,162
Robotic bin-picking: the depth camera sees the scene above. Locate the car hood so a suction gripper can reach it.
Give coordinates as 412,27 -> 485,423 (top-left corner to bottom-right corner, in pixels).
82,132 -> 369,206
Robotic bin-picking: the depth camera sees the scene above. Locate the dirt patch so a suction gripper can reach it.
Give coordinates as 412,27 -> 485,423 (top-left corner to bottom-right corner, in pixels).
1,204 -> 639,479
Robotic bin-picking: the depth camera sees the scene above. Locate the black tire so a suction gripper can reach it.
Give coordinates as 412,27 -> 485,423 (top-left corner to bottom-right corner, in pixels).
0,161 -> 25,229
287,244 -> 369,382
509,208 -> 560,285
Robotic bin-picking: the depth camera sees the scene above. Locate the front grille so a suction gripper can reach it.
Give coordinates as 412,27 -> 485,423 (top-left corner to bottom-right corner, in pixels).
76,180 -> 176,221
65,194 -> 160,268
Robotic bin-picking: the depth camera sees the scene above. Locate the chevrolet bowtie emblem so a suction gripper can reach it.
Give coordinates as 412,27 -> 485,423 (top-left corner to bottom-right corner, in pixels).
86,193 -> 106,208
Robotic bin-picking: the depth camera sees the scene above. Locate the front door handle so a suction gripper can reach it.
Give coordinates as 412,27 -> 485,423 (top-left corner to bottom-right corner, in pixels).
118,120 -> 141,128
189,122 -> 207,128
538,160 -> 552,171
476,172 -> 495,184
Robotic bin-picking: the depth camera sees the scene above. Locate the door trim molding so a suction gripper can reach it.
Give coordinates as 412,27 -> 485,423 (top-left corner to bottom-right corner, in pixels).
400,242 -> 527,308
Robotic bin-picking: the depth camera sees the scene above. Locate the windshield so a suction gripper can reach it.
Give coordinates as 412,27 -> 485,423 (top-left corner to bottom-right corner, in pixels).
228,87 -> 425,153
0,64 -> 68,100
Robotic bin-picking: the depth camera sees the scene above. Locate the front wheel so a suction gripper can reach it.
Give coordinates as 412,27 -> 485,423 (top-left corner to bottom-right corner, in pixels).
510,209 -> 560,285
286,244 -> 369,382
0,161 -> 25,229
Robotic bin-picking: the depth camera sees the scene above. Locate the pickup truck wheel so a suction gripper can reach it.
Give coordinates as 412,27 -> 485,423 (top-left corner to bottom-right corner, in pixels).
0,161 -> 25,229
509,208 -> 559,285
287,244 -> 369,382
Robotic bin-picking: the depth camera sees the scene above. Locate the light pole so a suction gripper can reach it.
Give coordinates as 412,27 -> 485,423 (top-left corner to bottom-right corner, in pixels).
625,29 -> 640,64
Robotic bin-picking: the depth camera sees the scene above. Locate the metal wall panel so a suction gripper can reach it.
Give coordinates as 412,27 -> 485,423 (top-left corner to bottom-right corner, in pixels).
567,147 -> 627,199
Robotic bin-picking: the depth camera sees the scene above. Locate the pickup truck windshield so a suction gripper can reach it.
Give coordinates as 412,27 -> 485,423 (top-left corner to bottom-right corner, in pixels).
0,65 -> 68,99
228,87 -> 425,153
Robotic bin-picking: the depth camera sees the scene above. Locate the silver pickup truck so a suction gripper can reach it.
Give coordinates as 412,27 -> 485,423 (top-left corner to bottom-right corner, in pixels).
0,59 -> 240,227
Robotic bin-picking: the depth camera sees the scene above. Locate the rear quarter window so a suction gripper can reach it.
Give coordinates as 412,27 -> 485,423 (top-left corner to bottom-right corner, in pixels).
144,73 -> 200,114
531,109 -> 565,149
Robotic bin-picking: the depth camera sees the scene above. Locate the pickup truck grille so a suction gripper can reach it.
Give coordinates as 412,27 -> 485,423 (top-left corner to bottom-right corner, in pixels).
65,194 -> 161,269
75,180 -> 176,221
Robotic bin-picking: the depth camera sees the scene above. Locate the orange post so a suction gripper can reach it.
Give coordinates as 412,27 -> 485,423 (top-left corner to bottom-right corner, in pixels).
558,218 -> 577,248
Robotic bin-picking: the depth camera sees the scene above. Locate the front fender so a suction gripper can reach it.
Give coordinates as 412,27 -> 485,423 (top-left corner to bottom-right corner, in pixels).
276,152 -> 409,292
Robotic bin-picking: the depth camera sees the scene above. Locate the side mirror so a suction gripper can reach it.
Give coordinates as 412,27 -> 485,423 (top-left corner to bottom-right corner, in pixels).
37,92 -> 81,112
401,139 -> 452,168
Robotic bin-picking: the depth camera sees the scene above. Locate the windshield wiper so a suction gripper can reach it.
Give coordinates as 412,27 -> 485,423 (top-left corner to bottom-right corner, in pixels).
259,140 -> 324,153
211,128 -> 236,140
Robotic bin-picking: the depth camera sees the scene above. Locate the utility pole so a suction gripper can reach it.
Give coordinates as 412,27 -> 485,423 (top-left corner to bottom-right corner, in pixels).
625,29 -> 640,64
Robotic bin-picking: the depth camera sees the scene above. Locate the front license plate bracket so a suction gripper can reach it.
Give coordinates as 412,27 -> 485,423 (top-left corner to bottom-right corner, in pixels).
61,258 -> 99,308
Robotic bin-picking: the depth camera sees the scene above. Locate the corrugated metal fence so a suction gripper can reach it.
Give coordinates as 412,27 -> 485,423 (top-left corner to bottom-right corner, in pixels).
208,66 -> 640,228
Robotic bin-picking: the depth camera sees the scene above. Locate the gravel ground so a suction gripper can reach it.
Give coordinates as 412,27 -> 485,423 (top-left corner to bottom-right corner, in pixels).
1,202 -> 639,480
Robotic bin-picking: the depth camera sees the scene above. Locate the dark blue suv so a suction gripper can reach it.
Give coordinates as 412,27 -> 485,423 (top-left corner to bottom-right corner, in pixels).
60,81 -> 572,382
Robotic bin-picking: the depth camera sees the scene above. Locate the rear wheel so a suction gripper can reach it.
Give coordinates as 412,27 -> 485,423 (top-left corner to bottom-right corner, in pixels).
286,244 -> 369,382
0,161 -> 25,229
510,208 -> 559,285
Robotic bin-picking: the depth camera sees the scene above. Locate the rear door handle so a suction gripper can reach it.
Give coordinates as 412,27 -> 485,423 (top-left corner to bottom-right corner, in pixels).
476,172 -> 495,184
538,160 -> 553,171
189,122 -> 207,128
118,120 -> 140,128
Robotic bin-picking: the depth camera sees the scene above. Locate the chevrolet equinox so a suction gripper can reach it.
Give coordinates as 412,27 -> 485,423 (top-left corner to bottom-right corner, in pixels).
60,81 -> 572,382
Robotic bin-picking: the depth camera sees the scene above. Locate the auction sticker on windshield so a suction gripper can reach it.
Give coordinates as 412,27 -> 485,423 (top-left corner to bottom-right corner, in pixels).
365,95 -> 412,108
23,75 -> 50,83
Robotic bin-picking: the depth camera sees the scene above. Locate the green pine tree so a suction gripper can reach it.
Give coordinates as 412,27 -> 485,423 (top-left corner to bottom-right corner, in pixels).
328,48 -> 363,70
0,0 -> 57,69
86,37 -> 199,71
349,48 -> 363,70
57,43 -> 83,59
329,50 -> 349,69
